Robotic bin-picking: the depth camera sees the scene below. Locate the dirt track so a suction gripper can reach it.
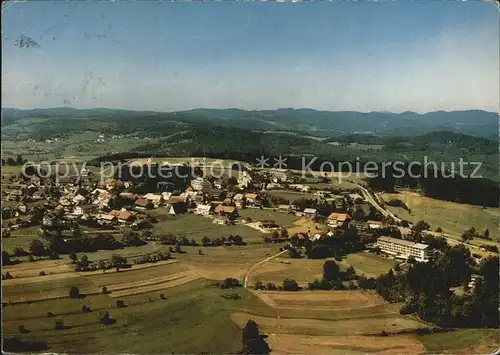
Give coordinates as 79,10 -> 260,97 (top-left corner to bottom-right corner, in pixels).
266,334 -> 425,354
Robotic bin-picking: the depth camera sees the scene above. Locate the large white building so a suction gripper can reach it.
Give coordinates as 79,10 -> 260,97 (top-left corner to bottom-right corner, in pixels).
190,177 -> 212,192
377,236 -> 430,262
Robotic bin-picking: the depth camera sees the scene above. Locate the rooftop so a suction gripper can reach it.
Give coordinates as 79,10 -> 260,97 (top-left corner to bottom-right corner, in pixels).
378,236 -> 429,250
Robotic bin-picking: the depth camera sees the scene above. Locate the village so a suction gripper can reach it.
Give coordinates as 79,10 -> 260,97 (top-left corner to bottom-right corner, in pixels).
2,160 -> 461,271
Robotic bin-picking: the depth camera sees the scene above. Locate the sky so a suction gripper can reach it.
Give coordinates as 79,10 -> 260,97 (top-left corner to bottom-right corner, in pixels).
1,1 -> 499,113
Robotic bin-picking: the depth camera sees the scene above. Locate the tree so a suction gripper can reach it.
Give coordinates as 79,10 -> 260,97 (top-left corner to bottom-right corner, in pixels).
2,251 -> 11,266
111,254 -> 127,268
241,320 -> 270,354
323,260 -> 340,281
483,229 -> 490,239
15,154 -> 24,166
69,252 -> 78,263
98,311 -> 112,325
18,325 -> 28,334
54,319 -> 64,330
407,255 -> 416,264
29,239 -> 45,256
283,278 -> 300,291
68,286 -> 80,298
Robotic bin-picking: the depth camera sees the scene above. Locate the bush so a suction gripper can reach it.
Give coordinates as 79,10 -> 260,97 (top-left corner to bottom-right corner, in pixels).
18,325 -> 28,334
98,311 -> 114,325
39,271 -> 46,276
54,319 -> 64,331
219,278 -> 241,289
283,278 -> 300,291
68,286 -> 80,298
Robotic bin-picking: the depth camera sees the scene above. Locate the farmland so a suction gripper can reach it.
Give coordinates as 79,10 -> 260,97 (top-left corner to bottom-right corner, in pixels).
151,208 -> 299,244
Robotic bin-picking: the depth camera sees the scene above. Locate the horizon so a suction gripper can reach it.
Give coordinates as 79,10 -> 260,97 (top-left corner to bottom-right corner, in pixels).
2,106 -> 498,115
2,1 -> 499,113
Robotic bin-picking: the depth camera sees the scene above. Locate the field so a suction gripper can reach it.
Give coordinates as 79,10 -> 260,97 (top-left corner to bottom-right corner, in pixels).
416,328 -> 499,354
151,208 -> 299,244
380,190 -> 500,243
3,239 -> 497,353
3,279 -> 274,354
339,252 -> 397,278
232,290 -> 428,353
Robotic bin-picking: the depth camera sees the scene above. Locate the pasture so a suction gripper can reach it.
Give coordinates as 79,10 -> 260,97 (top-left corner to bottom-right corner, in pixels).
339,252 -> 397,278
416,328 -> 499,354
151,209 -> 298,243
380,191 -> 500,242
2,279 -> 274,354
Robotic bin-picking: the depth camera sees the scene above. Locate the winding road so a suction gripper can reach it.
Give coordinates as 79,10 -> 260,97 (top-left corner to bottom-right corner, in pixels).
358,185 -> 484,251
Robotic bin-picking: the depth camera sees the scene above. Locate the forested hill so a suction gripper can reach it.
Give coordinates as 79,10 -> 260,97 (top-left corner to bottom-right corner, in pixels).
3,107 -> 498,138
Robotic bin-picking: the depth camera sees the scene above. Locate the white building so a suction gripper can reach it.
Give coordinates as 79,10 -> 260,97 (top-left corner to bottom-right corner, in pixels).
238,171 -> 253,188
377,236 -> 429,262
268,168 -> 294,182
191,177 -> 212,192
195,204 -> 212,216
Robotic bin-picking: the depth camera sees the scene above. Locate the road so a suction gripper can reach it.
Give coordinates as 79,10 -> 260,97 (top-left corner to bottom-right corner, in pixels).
243,249 -> 288,288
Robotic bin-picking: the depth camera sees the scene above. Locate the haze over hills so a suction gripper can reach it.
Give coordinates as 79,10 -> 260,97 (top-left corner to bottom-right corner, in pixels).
2,107 -> 498,138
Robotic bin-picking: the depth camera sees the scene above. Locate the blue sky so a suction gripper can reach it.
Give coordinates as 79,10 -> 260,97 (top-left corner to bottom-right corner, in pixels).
2,1 -> 498,113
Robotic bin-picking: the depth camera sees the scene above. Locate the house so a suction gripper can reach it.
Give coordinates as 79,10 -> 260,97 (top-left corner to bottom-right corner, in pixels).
266,183 -> 282,190
213,216 -> 229,225
377,236 -> 429,262
256,219 -> 280,231
135,198 -> 152,209
244,193 -> 259,205
16,203 -> 28,214
144,193 -> 164,208
109,209 -> 135,222
30,175 -> 42,185
366,220 -> 383,230
56,175 -> 78,185
327,213 -> 351,228
191,177 -> 212,192
72,194 -> 87,205
161,192 -> 173,201
268,168 -> 294,182
278,205 -> 293,213
97,213 -> 117,223
167,195 -> 186,204
303,208 -> 317,218
195,204 -> 213,216
73,204 -> 99,216
42,212 -> 58,226
214,205 -> 238,217
32,191 -> 44,200
289,184 -> 311,193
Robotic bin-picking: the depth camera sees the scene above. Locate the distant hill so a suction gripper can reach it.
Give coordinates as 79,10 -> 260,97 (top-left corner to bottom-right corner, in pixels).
2,107 -> 498,138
